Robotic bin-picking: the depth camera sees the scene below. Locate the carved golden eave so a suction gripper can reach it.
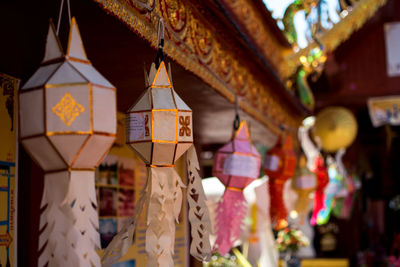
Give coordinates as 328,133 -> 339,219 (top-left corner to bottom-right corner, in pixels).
93,0 -> 305,135
282,0 -> 387,78
217,0 -> 293,77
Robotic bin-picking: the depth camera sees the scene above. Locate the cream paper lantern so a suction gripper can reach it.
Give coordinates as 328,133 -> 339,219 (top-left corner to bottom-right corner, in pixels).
19,19 -> 116,267
102,61 -> 211,267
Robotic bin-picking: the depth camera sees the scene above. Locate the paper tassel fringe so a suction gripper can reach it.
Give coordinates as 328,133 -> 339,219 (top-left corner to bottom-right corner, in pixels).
39,171 -> 100,267
214,189 -> 247,255
102,145 -> 212,266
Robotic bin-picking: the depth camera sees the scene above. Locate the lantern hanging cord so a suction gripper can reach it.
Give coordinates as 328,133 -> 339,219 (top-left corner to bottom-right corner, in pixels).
233,94 -> 240,130
56,0 -> 72,35
155,18 -> 165,69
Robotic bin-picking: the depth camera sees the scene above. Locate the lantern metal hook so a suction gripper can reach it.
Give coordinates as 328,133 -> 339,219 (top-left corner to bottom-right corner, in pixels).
233,95 -> 240,130
155,18 -> 165,69
56,0 -> 72,36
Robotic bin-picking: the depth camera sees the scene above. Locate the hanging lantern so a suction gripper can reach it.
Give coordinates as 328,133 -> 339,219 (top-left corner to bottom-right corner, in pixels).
212,121 -> 261,255
292,155 -> 316,224
264,135 -> 297,229
102,61 -> 212,267
19,19 -> 116,266
310,155 -> 329,225
313,106 -> 358,152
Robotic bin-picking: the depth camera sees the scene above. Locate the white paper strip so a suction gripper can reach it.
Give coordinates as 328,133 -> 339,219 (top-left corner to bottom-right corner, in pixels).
186,145 -> 212,261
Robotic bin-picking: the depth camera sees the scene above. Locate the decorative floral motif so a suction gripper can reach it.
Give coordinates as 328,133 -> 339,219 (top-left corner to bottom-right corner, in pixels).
52,93 -> 85,126
179,115 -> 191,136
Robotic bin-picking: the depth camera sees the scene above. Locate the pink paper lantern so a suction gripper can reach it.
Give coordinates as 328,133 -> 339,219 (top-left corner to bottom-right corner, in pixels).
212,121 -> 261,255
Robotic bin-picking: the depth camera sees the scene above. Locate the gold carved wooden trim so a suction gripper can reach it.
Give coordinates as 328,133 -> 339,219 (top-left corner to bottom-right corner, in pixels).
93,0 -> 303,134
218,0 -> 292,77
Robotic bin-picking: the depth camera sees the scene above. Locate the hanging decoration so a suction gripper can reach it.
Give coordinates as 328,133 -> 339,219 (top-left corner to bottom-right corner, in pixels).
212,120 -> 261,256
310,155 -> 329,225
264,135 -> 297,229
19,18 -> 116,266
243,178 -> 279,267
313,106 -> 358,152
102,22 -> 212,266
292,155 -> 316,224
316,155 -> 344,225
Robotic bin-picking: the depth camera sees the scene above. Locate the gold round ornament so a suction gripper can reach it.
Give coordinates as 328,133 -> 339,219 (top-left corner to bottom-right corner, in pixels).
313,106 -> 357,152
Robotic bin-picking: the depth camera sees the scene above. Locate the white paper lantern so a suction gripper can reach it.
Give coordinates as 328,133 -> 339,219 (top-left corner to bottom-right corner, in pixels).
19,19 -> 116,267
126,61 -> 193,165
102,62 -> 211,267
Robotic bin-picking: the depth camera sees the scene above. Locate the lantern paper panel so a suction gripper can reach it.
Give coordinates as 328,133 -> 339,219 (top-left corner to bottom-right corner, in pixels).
292,156 -> 316,225
264,135 -> 297,229
19,19 -> 116,267
212,121 -> 261,255
102,62 -> 211,267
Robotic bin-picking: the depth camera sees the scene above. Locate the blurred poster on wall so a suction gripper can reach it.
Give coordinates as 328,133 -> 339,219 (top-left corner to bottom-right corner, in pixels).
0,73 -> 19,267
384,22 -> 400,77
367,95 -> 400,127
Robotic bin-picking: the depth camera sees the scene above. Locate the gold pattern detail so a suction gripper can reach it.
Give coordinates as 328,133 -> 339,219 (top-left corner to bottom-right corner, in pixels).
52,93 -> 85,126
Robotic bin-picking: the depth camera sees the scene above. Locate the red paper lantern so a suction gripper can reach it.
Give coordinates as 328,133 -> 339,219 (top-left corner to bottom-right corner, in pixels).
264,135 -> 297,229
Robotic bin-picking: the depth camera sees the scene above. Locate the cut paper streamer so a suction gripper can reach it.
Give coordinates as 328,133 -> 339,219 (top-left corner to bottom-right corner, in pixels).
212,121 -> 261,256
19,19 -> 116,266
264,135 -> 297,229
102,61 -> 211,267
243,178 -> 279,267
